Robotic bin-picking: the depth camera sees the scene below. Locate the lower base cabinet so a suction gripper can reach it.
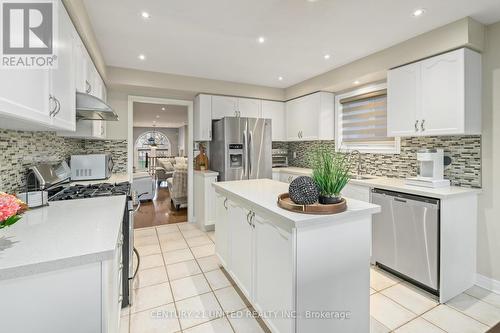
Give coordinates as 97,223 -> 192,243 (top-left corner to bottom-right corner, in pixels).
215,193 -> 371,333
0,236 -> 123,333
216,194 -> 294,332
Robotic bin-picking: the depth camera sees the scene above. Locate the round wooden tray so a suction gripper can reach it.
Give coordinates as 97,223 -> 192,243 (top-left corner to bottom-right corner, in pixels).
277,193 -> 347,215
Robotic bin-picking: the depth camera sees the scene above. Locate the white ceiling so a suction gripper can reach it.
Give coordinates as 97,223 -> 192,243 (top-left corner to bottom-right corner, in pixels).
83,0 -> 500,88
133,102 -> 187,128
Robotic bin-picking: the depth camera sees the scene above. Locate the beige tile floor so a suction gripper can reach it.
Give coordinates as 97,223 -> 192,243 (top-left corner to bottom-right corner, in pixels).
122,223 -> 500,333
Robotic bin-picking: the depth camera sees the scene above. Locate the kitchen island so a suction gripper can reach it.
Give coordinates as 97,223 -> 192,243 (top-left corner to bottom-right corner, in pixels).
213,179 -> 381,333
0,196 -> 126,333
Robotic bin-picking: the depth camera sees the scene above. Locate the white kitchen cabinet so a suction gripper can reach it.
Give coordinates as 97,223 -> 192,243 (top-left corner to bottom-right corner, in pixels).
228,201 -> 253,298
238,97 -> 261,118
253,214 -> 294,333
49,4 -> 76,132
211,95 -> 261,119
0,7 -> 77,131
215,194 -> 230,268
211,95 -> 238,119
194,94 -> 212,141
387,62 -> 421,136
387,48 -> 481,137
285,92 -> 334,141
194,171 -> 218,231
0,231 -> 123,333
0,67 -> 52,129
261,100 -> 286,141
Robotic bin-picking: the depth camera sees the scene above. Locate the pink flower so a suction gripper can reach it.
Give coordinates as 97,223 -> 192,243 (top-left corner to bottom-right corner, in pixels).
0,192 -> 21,222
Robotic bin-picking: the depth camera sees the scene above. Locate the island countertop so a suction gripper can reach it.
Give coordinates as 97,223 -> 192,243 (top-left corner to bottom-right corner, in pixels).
0,195 -> 126,281
213,179 -> 380,229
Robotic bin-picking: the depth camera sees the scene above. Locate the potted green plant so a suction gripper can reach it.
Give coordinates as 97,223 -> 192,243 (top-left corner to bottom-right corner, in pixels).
311,148 -> 354,205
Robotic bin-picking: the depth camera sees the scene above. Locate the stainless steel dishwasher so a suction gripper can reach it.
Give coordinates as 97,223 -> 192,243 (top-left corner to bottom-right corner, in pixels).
371,188 -> 440,295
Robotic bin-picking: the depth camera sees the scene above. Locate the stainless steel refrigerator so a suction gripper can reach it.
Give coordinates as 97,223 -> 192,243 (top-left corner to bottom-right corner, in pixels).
210,117 -> 272,181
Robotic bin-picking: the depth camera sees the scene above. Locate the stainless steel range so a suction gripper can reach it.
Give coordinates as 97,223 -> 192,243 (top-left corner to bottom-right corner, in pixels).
49,182 -> 136,308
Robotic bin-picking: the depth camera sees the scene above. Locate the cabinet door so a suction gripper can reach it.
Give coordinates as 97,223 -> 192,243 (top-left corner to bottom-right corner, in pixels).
74,40 -> 88,93
253,215 -> 293,333
49,5 -> 75,131
387,62 -> 420,137
421,49 -> 465,135
212,95 -> 237,119
194,94 -> 212,141
228,202 -> 253,298
238,98 -> 261,118
215,195 -> 230,268
285,98 -> 304,140
300,93 -> 320,140
262,100 -> 286,141
0,68 -> 51,126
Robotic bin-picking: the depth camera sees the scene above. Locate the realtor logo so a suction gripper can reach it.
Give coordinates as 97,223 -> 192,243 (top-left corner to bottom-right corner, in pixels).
1,0 -> 57,68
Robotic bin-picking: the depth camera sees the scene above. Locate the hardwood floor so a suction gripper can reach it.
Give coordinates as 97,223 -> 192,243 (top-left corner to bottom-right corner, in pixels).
134,187 -> 187,228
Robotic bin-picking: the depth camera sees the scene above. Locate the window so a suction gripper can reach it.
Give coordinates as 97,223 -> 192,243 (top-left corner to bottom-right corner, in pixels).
134,131 -> 172,170
335,83 -> 400,154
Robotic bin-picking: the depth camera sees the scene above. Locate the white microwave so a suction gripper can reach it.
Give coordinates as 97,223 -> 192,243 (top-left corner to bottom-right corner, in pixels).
70,154 -> 114,180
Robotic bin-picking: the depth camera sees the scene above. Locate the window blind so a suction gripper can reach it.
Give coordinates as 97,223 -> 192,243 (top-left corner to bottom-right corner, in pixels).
340,90 -> 393,143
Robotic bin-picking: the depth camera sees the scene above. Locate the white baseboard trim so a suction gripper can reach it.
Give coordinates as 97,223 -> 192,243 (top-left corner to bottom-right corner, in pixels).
476,273 -> 500,294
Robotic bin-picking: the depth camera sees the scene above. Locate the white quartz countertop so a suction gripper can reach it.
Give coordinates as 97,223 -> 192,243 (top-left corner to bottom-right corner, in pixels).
194,170 -> 219,177
0,196 -> 126,280
272,167 -> 481,199
70,173 -> 130,185
213,179 -> 380,229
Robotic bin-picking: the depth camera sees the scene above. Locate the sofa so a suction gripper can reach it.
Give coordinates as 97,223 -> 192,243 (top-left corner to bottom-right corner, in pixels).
166,163 -> 188,210
156,157 -> 188,185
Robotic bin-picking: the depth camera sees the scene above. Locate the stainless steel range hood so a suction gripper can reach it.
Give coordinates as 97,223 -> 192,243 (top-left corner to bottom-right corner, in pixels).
76,92 -> 119,121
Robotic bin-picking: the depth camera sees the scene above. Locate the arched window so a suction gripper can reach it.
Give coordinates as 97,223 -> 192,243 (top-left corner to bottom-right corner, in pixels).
134,131 -> 171,170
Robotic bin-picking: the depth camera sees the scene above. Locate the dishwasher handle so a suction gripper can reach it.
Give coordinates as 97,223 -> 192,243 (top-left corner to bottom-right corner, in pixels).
371,188 -> 440,207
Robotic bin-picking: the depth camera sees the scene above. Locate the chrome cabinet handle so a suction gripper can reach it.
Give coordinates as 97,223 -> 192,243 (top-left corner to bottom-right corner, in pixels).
53,97 -> 61,116
223,198 -> 228,210
49,95 -> 57,116
421,119 -> 425,131
85,80 -> 91,94
250,212 -> 255,228
414,120 -> 419,132
246,211 -> 252,226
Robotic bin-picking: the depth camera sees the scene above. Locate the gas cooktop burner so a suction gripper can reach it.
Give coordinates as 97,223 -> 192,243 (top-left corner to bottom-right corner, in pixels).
49,182 -> 131,201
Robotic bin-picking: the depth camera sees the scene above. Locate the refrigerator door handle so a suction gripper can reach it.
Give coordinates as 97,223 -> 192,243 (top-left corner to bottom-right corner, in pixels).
243,129 -> 248,177
248,130 -> 253,177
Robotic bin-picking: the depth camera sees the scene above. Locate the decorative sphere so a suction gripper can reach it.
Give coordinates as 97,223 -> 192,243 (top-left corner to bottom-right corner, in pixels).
288,176 -> 319,205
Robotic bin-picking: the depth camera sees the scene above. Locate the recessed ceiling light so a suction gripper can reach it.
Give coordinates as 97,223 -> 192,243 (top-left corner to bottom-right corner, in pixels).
153,120 -> 156,123
156,115 -> 160,119
257,36 -> 266,44
307,0 -> 319,2
138,54 -> 146,60
353,80 -> 360,85
324,54 -> 331,60
141,12 -> 151,19
161,107 -> 166,111
413,8 -> 425,17
278,76 -> 284,81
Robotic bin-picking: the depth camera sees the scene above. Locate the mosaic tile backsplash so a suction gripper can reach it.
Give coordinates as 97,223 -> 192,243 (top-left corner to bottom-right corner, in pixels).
0,129 -> 128,193
274,136 -> 481,188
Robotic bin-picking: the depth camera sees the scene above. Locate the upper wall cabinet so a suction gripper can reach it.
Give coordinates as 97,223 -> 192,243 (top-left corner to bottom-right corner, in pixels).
211,96 -> 261,119
261,100 -> 286,141
194,94 -> 213,141
0,5 -> 76,131
285,92 -> 334,141
387,48 -> 481,137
